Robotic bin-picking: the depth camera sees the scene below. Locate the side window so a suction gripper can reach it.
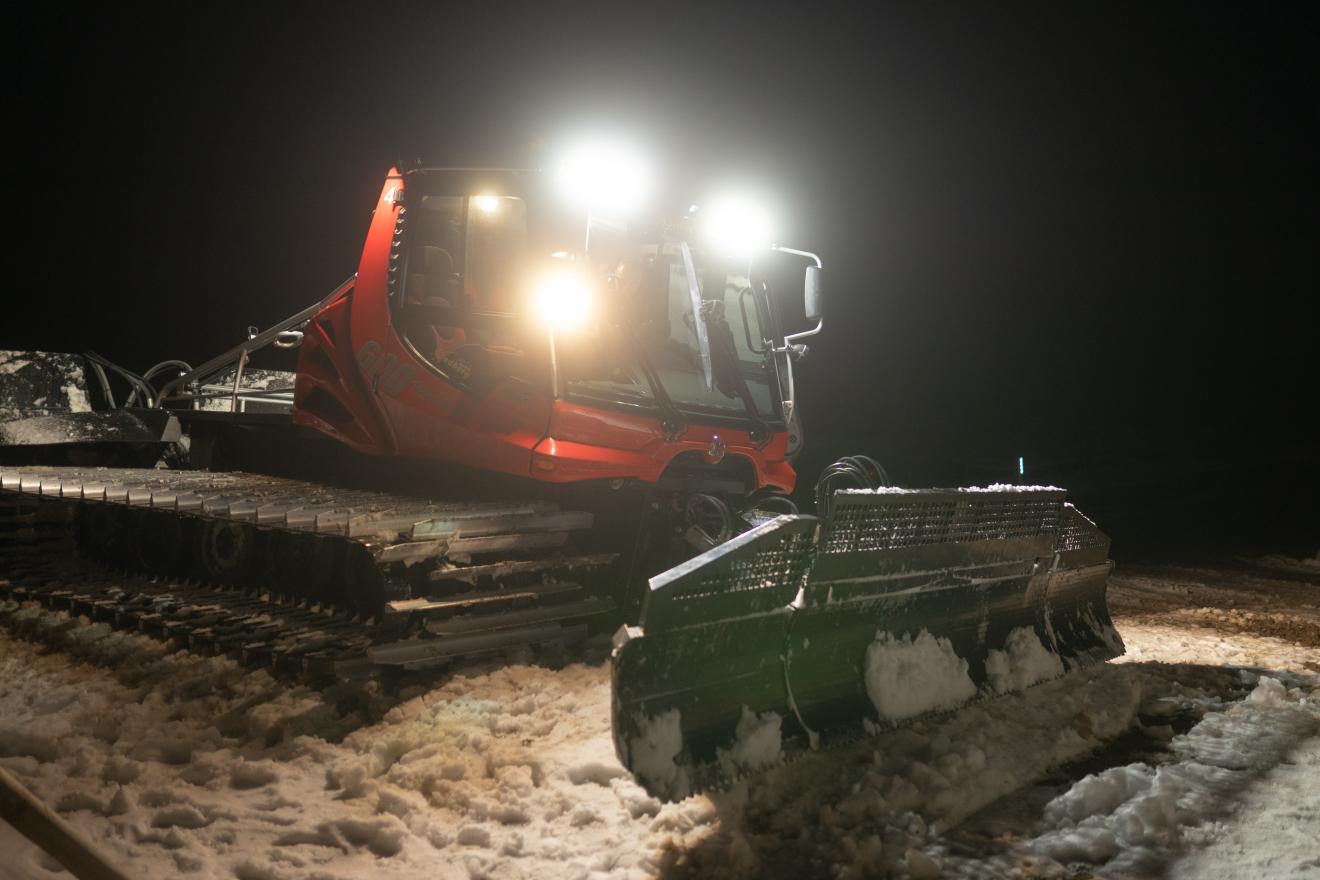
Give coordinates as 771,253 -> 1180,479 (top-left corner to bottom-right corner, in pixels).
406,196 -> 464,307
398,195 -> 532,393
721,272 -> 764,361
464,196 -> 526,314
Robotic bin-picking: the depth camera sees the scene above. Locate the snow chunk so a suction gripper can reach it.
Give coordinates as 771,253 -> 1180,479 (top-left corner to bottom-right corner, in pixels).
151,804 -> 213,829
628,708 -> 689,800
984,626 -> 1065,694
865,629 -> 978,722
334,816 -> 407,857
229,761 -> 279,790
101,757 -> 142,785
375,784 -> 427,818
54,791 -> 105,814
566,760 -> 628,786
905,847 -> 942,878
717,706 -> 784,775
457,824 -> 492,847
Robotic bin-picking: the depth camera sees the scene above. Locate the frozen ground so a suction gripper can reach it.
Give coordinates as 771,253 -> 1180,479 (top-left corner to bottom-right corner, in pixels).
1,555 -> 1317,880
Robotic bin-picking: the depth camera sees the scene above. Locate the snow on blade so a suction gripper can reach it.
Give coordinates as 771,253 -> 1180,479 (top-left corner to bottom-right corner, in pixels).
1083,606 -> 1126,656
984,625 -> 1066,694
958,483 -> 1063,492
1031,674 -> 1320,875
838,483 -> 1063,495
717,707 -> 784,777
629,707 -> 690,800
865,629 -> 978,723
63,381 -> 91,413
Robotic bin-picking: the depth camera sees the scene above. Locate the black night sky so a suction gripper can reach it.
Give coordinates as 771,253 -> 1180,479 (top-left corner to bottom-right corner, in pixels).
11,4 -> 1317,556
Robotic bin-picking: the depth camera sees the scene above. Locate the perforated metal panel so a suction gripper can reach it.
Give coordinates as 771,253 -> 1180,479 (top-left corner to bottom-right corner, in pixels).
640,515 -> 818,632
1053,502 -> 1111,566
820,489 -> 1065,555
1055,503 -> 1106,551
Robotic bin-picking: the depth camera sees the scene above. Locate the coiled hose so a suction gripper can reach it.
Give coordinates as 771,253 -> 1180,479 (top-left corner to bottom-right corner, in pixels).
814,454 -> 891,518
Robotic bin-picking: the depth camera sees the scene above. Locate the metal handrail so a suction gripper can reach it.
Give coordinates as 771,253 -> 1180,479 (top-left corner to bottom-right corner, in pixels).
155,275 -> 355,408
181,388 -> 297,401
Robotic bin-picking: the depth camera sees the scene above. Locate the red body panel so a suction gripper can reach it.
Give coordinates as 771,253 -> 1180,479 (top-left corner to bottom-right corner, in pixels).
293,169 -> 797,496
533,401 -> 794,490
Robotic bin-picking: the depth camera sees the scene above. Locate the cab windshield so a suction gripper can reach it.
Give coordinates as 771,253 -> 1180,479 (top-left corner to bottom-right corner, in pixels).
563,244 -> 781,423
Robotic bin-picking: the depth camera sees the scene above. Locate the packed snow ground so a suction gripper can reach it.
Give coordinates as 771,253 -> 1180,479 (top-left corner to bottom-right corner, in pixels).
1,556 -> 1317,879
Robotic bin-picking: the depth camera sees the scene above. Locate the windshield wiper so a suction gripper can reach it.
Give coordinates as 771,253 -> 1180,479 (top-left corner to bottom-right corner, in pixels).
621,326 -> 687,440
679,241 -> 715,393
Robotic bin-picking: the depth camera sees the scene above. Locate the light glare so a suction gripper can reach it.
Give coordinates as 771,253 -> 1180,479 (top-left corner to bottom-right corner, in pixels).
556,139 -> 651,216
701,195 -> 773,258
473,195 -> 500,214
536,273 -> 593,331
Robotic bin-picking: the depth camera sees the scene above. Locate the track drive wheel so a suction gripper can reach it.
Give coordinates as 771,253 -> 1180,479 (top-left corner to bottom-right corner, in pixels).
195,519 -> 255,586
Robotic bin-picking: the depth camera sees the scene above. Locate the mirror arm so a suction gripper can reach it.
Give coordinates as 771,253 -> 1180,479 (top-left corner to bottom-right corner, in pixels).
770,245 -> 822,269
782,319 -> 822,347
759,245 -> 824,349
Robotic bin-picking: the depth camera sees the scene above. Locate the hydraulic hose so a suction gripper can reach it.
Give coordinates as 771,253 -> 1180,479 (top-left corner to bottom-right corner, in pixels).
814,454 -> 891,518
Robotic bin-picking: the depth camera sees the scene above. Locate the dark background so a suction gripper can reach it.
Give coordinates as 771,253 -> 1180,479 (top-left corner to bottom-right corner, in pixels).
9,4 -> 1316,558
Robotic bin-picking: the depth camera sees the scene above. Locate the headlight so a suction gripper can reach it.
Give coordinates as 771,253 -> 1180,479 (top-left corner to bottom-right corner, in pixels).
700,194 -> 774,259
556,138 -> 652,217
535,273 -> 594,332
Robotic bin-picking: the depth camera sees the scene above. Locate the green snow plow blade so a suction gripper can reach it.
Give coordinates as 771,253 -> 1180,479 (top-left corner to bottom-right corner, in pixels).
611,487 -> 1123,800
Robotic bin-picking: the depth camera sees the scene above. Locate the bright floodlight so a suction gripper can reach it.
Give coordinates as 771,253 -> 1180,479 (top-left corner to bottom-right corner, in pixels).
473,195 -> 500,214
535,272 -> 593,332
556,139 -> 651,217
701,195 -> 773,259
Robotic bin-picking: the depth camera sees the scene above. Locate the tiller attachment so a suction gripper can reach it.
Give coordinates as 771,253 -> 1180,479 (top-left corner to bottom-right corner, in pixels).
611,487 -> 1122,799
0,351 -> 179,464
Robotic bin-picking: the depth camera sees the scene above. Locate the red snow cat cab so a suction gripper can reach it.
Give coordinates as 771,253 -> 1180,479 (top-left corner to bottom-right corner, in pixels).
0,156 -> 1122,800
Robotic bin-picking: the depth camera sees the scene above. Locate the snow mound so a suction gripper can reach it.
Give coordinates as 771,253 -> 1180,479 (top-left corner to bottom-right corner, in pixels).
1032,674 -> 1320,875
984,626 -> 1066,694
865,629 -> 978,722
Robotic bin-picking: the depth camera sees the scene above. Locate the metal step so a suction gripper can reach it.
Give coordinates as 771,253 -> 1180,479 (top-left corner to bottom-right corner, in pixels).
369,596 -> 614,669
386,580 -> 582,615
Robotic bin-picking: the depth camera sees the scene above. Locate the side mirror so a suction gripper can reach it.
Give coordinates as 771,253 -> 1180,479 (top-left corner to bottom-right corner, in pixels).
804,266 -> 824,322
